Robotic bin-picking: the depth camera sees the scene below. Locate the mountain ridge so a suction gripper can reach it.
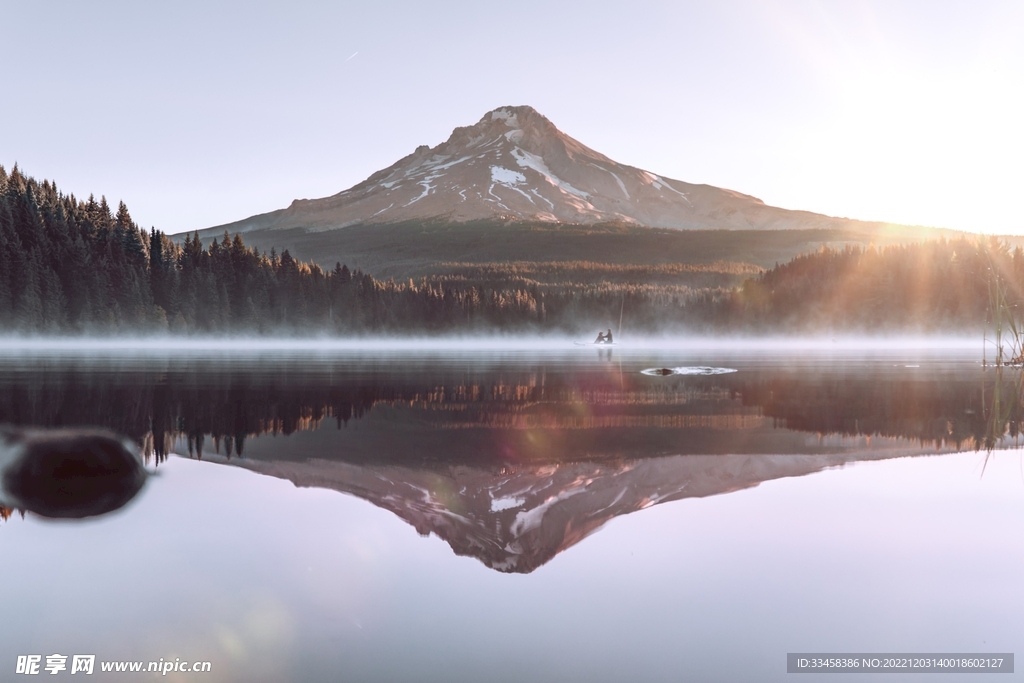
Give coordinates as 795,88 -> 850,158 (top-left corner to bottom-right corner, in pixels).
205,105 -> 929,236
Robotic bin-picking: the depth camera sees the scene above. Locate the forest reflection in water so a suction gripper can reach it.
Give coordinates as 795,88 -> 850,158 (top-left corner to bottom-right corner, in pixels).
0,351 -> 1019,460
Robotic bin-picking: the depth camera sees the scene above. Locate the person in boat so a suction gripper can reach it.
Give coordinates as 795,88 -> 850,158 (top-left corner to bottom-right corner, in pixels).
605,328 -> 613,343
594,331 -> 606,343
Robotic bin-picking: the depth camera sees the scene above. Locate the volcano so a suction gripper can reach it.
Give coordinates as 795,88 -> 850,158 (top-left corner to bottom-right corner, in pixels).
209,105 -> 886,234
196,106 -> 947,278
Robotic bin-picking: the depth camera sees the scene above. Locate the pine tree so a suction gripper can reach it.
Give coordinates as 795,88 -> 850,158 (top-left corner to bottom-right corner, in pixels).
0,193 -> 15,319
15,248 -> 45,330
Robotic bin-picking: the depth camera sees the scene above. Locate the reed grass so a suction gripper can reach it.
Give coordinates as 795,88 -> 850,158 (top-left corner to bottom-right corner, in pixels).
985,252 -> 1024,367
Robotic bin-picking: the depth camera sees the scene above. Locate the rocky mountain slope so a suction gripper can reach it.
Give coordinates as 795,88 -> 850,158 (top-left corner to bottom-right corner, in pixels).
207,105 -> 908,235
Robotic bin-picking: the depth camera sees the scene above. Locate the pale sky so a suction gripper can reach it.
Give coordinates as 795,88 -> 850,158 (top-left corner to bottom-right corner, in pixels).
3,0 -> 1022,234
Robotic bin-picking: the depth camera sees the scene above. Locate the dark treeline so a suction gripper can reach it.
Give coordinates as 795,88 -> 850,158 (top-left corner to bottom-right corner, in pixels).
700,237 -> 1019,332
0,361 -> 748,458
0,361 -> 1018,461
434,260 -> 760,287
0,165 -> 398,333
1,165 -> 1016,334
730,374 -> 1010,449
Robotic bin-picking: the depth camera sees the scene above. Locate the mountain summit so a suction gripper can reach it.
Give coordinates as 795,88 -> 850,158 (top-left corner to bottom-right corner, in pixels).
322,104 -> 718,227
212,105 -> 864,233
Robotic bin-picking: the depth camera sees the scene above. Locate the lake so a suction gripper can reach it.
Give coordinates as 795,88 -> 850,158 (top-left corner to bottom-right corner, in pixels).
1,343 -> 1021,681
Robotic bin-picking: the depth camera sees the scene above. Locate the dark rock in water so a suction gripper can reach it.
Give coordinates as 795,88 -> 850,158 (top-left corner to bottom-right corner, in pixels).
0,427 -> 146,519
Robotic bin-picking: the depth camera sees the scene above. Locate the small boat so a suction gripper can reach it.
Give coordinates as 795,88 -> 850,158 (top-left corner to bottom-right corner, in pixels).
574,341 -> 616,346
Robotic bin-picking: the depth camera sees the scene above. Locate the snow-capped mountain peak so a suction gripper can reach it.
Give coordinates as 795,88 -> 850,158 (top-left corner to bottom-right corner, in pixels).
210,104 -> 882,235
325,104 -> 636,225
223,105 -> 785,232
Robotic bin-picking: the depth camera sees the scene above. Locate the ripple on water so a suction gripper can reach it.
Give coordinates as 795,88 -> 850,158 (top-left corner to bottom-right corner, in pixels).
640,366 -> 738,376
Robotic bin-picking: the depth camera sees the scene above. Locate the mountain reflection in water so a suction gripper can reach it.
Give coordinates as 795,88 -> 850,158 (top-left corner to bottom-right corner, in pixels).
0,354 -> 1016,570
210,451 -> 924,573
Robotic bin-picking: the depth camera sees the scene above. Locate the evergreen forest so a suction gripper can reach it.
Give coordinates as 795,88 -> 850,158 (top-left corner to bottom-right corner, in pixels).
0,165 -> 1016,336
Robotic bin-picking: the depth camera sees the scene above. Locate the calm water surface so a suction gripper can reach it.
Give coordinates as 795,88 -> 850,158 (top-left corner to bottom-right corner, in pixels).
1,348 -> 1022,682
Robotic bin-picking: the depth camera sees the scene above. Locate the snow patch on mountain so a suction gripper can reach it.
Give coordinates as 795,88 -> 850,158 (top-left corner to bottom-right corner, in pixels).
490,495 -> 526,512
510,148 -> 589,199
510,477 -> 593,536
648,173 -> 692,205
490,166 -> 526,185
406,180 -> 434,206
530,188 -> 554,209
490,108 -> 520,128
591,163 -> 630,200
432,154 -> 475,171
